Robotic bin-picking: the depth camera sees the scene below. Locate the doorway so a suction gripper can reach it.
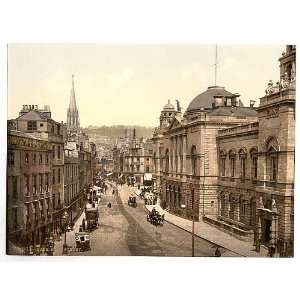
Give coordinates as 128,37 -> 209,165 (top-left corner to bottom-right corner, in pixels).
262,218 -> 272,244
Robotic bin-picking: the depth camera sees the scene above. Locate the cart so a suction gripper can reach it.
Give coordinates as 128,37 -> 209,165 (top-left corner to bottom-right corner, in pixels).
75,231 -> 91,252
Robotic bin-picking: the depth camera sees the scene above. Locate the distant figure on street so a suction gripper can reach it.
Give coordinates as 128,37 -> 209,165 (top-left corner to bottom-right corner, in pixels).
82,218 -> 86,231
107,202 -> 112,208
215,247 -> 221,257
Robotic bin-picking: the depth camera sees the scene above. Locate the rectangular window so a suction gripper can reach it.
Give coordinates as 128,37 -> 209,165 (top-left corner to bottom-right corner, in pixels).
27,121 -> 37,131
252,157 -> 258,179
230,158 -> 235,177
57,145 -> 60,159
52,169 -> 55,185
46,154 -> 49,164
52,146 -> 55,159
25,153 -> 29,164
39,173 -> 43,193
271,156 -> 277,181
240,157 -> 246,178
32,174 -> 37,194
25,175 -> 30,196
12,176 -> 18,198
58,168 -> 61,183
52,193 -> 56,209
45,173 -> 49,192
39,154 -> 43,164
220,158 -> 226,176
8,151 -> 15,165
14,208 -> 18,229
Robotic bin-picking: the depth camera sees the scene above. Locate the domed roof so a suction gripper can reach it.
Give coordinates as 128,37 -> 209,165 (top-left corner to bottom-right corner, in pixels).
186,86 -> 234,112
163,100 -> 175,111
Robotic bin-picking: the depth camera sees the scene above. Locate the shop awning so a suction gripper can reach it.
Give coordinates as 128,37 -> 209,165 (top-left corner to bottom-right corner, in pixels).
144,173 -> 152,181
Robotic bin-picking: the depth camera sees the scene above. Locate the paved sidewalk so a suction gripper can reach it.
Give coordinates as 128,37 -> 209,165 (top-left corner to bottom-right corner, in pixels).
114,184 -> 269,257
53,210 -> 85,256
145,203 -> 268,257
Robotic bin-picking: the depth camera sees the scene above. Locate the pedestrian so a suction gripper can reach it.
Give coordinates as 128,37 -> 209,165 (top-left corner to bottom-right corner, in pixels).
82,218 -> 86,231
215,247 -> 221,257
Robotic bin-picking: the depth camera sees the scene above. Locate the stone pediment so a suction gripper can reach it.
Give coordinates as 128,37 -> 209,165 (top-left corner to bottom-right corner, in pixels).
168,116 -> 183,130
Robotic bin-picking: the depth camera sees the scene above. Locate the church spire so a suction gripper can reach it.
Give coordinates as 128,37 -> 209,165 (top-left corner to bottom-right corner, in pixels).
67,74 -> 80,135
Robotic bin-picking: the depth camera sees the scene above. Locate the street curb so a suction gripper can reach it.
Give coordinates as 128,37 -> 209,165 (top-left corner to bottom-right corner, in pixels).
144,205 -> 246,257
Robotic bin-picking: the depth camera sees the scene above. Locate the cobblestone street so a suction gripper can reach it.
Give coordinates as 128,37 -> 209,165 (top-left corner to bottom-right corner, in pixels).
55,184 -> 237,256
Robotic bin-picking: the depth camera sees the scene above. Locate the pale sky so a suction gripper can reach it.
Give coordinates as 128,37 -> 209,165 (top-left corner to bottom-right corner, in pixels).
8,44 -> 284,127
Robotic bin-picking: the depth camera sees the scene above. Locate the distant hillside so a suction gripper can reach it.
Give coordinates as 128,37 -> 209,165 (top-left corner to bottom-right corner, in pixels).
82,125 -> 155,139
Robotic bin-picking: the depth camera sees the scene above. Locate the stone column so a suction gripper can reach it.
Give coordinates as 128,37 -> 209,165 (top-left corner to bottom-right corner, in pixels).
255,212 -> 262,252
156,142 -> 160,174
182,133 -> 187,176
178,135 -> 182,174
172,137 -> 176,177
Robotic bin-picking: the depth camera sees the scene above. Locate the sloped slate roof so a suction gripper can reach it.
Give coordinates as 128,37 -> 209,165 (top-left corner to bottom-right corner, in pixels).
208,106 -> 257,117
17,110 -> 46,120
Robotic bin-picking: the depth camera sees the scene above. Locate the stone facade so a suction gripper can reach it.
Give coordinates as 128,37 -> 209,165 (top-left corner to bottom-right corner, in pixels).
112,129 -> 153,185
153,90 -> 257,221
10,105 -> 66,236
215,45 -> 295,257
7,130 -> 53,250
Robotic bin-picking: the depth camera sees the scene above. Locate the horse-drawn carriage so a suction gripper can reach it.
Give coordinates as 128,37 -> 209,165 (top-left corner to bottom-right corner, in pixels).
75,231 -> 91,252
128,195 -> 137,208
85,205 -> 99,230
147,208 -> 164,226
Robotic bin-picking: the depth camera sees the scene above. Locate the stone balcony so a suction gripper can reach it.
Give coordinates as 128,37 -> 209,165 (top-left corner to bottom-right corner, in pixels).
217,122 -> 259,138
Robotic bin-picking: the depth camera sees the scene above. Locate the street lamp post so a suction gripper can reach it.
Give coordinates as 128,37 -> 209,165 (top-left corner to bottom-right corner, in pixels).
181,204 -> 195,257
62,210 -> 69,255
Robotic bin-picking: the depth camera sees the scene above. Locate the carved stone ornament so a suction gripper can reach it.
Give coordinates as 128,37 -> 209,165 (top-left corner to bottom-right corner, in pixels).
258,196 -> 264,209
265,80 -> 274,95
271,198 -> 278,213
280,72 -> 290,89
267,107 -> 279,118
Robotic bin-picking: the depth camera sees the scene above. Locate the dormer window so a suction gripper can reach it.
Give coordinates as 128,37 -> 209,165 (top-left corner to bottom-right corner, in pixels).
27,121 -> 37,131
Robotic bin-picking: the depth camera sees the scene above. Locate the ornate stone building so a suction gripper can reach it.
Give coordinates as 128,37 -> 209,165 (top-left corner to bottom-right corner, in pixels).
215,45 -> 295,257
7,129 -> 53,252
153,88 -> 257,220
112,129 -> 153,185
10,105 -> 65,236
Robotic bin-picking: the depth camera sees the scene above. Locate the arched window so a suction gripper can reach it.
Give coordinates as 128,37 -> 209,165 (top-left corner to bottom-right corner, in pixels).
219,150 -> 227,177
266,137 -> 279,182
191,145 -> 197,176
238,148 -> 247,179
229,150 -> 236,178
250,148 -> 258,180
165,149 -> 169,173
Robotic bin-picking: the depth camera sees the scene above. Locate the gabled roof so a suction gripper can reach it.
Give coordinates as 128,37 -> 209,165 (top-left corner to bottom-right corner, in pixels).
168,115 -> 183,130
16,110 -> 46,121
